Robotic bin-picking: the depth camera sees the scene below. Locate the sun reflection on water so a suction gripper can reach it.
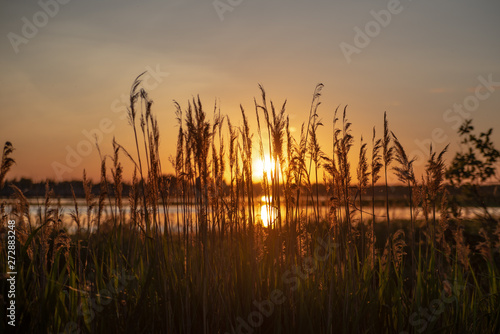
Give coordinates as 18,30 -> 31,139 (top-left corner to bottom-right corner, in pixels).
260,196 -> 277,227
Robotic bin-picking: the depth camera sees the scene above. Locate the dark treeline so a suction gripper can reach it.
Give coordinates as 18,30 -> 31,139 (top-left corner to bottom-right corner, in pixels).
1,176 -> 498,207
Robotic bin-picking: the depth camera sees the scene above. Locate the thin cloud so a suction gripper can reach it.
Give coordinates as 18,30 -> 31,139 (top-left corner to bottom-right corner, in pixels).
429,87 -> 453,94
466,85 -> 500,93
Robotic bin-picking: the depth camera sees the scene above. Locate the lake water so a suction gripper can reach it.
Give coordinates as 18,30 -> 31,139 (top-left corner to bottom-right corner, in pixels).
3,197 -> 499,233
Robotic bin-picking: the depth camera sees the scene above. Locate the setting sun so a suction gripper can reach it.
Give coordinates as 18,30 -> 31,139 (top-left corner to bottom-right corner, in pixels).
253,155 -> 277,182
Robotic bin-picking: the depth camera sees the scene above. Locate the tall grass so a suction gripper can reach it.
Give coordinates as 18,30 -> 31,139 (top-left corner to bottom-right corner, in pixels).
0,141 -> 15,190
1,80 -> 500,334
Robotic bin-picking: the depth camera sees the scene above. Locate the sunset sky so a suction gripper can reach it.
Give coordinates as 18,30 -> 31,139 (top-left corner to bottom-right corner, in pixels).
1,0 -> 499,183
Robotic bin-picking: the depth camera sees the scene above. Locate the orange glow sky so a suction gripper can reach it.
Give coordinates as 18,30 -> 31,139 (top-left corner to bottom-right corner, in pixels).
1,0 -> 499,183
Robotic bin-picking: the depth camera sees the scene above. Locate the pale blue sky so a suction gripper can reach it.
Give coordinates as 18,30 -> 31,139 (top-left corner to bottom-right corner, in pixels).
1,0 -> 499,181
